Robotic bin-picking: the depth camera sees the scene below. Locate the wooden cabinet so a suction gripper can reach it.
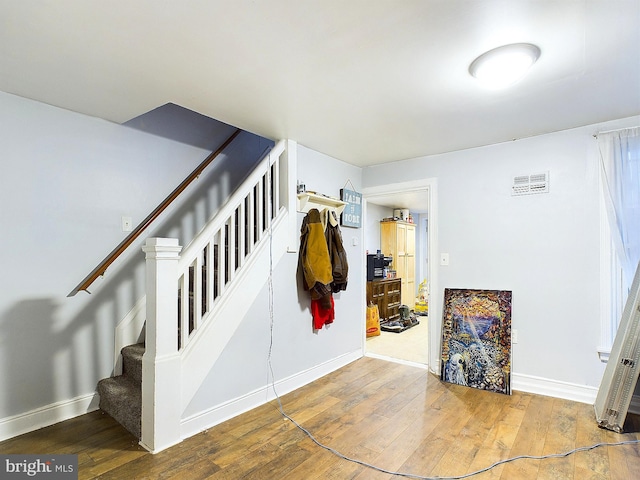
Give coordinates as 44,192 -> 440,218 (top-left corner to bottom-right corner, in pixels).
380,220 -> 416,308
367,278 -> 401,323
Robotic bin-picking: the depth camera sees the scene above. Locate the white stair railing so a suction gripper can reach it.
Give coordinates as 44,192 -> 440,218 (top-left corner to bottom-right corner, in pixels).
141,139 -> 288,453
176,140 -> 284,351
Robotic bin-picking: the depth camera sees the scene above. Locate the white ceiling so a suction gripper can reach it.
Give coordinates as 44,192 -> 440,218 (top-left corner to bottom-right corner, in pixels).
366,190 -> 430,215
1,1 -> 639,168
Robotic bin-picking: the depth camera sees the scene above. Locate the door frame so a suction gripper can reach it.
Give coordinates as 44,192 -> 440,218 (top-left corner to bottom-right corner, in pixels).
361,178 -> 439,374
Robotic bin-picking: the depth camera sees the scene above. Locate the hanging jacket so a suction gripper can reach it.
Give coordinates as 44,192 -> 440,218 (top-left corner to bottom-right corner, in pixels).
298,208 -> 333,307
325,209 -> 349,292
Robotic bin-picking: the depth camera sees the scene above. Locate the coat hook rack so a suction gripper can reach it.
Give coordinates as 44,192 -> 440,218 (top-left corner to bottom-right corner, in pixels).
297,192 -> 347,216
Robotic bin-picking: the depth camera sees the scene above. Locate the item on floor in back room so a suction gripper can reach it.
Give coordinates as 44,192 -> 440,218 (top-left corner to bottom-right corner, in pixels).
381,305 -> 419,333
399,304 -> 419,328
415,279 -> 429,315
366,303 -> 381,337
381,320 -> 404,333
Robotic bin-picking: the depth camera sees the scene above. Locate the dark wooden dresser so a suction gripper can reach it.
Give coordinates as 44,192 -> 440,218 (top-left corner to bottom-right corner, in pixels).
366,278 -> 401,323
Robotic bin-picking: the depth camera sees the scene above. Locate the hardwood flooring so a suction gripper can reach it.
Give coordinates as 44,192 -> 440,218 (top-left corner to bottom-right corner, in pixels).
2,357 -> 639,479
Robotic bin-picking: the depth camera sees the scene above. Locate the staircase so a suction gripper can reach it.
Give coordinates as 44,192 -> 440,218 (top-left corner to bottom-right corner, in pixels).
97,343 -> 144,438
95,138 -> 290,449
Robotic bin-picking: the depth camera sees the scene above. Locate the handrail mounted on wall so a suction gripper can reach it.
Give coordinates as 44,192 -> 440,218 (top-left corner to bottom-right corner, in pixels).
67,128 -> 242,297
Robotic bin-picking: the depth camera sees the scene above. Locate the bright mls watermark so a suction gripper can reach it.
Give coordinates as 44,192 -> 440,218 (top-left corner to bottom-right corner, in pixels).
1,455 -> 77,479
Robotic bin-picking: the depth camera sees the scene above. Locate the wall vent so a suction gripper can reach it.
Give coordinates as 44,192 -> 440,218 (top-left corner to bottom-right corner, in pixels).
512,172 -> 549,196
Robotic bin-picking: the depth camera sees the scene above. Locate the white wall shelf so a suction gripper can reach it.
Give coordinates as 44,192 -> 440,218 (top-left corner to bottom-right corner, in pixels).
297,192 -> 346,216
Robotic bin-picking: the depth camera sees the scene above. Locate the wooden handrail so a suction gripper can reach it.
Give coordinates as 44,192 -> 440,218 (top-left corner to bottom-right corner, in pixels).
68,128 -> 242,296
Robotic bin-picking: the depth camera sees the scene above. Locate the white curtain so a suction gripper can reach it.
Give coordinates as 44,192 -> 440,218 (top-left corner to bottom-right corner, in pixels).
598,126 -> 640,294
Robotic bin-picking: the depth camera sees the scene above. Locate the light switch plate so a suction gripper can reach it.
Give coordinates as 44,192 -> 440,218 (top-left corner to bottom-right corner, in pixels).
440,253 -> 449,265
122,216 -> 133,232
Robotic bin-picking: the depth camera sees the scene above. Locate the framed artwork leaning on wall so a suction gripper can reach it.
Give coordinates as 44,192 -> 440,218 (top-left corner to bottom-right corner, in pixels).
441,288 -> 512,395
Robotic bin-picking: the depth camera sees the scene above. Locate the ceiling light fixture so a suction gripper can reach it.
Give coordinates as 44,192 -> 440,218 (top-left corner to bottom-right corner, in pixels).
469,43 -> 541,89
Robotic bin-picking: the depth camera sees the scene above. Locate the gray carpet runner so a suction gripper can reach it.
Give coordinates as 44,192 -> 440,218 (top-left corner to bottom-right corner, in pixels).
97,343 -> 144,439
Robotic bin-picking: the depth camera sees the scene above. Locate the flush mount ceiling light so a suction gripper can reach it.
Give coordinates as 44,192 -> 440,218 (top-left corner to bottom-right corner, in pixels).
469,43 -> 541,89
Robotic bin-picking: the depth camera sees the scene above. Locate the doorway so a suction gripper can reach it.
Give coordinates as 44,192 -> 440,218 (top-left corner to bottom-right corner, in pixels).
361,179 -> 438,371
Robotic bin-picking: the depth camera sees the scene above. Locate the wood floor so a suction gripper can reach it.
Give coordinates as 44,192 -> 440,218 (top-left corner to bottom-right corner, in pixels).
2,357 -> 640,479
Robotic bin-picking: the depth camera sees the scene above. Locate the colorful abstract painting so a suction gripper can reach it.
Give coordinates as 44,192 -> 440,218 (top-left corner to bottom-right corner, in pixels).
440,288 -> 512,395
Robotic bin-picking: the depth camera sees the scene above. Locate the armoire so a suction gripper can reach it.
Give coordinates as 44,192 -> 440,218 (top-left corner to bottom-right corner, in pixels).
380,220 -> 416,308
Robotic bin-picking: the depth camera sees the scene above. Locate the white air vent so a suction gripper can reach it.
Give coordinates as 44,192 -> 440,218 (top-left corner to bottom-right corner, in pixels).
512,172 -> 549,196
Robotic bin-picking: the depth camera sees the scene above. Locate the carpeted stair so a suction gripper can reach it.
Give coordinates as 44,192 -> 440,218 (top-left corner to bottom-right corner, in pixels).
97,343 -> 144,439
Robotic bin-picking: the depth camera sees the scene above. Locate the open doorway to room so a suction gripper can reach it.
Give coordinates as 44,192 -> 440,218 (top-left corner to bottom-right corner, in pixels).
362,180 -> 437,369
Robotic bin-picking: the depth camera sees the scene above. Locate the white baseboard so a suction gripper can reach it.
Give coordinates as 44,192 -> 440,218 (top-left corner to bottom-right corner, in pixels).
0,349 -> 360,444
511,372 -> 599,405
180,350 -> 362,439
512,372 -> 640,416
0,393 -> 99,442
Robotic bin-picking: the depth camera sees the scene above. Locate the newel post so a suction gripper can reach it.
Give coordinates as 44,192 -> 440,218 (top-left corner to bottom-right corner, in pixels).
140,237 -> 183,453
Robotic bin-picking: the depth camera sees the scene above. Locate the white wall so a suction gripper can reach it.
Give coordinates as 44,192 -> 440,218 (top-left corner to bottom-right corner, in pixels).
362,116 -> 640,396
415,213 -> 429,288
183,144 -> 365,417
0,91 -> 366,439
0,92 -> 270,434
363,203 -> 393,254
5,87 -> 636,436
290,145 -> 365,367
183,249 -> 364,418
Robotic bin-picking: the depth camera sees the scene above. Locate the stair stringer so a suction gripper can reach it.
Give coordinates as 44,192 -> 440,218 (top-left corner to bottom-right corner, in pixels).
179,209 -> 290,412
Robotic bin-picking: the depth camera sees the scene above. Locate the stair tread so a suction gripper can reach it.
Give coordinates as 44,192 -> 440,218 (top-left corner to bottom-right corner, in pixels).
121,343 -> 145,359
96,344 -> 145,439
98,375 -> 141,394
97,376 -> 141,439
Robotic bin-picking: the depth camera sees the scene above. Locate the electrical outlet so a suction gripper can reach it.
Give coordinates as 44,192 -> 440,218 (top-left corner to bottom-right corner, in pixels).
512,329 -> 519,344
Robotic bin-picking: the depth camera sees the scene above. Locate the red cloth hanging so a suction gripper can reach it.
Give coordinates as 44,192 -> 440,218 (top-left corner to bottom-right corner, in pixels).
311,295 -> 335,330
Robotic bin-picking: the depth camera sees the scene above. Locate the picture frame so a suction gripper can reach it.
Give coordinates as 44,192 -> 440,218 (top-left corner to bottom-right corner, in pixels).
440,288 -> 512,395
339,188 -> 362,228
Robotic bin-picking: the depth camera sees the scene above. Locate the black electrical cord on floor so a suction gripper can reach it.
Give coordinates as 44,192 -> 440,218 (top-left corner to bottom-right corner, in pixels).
263,185 -> 640,479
